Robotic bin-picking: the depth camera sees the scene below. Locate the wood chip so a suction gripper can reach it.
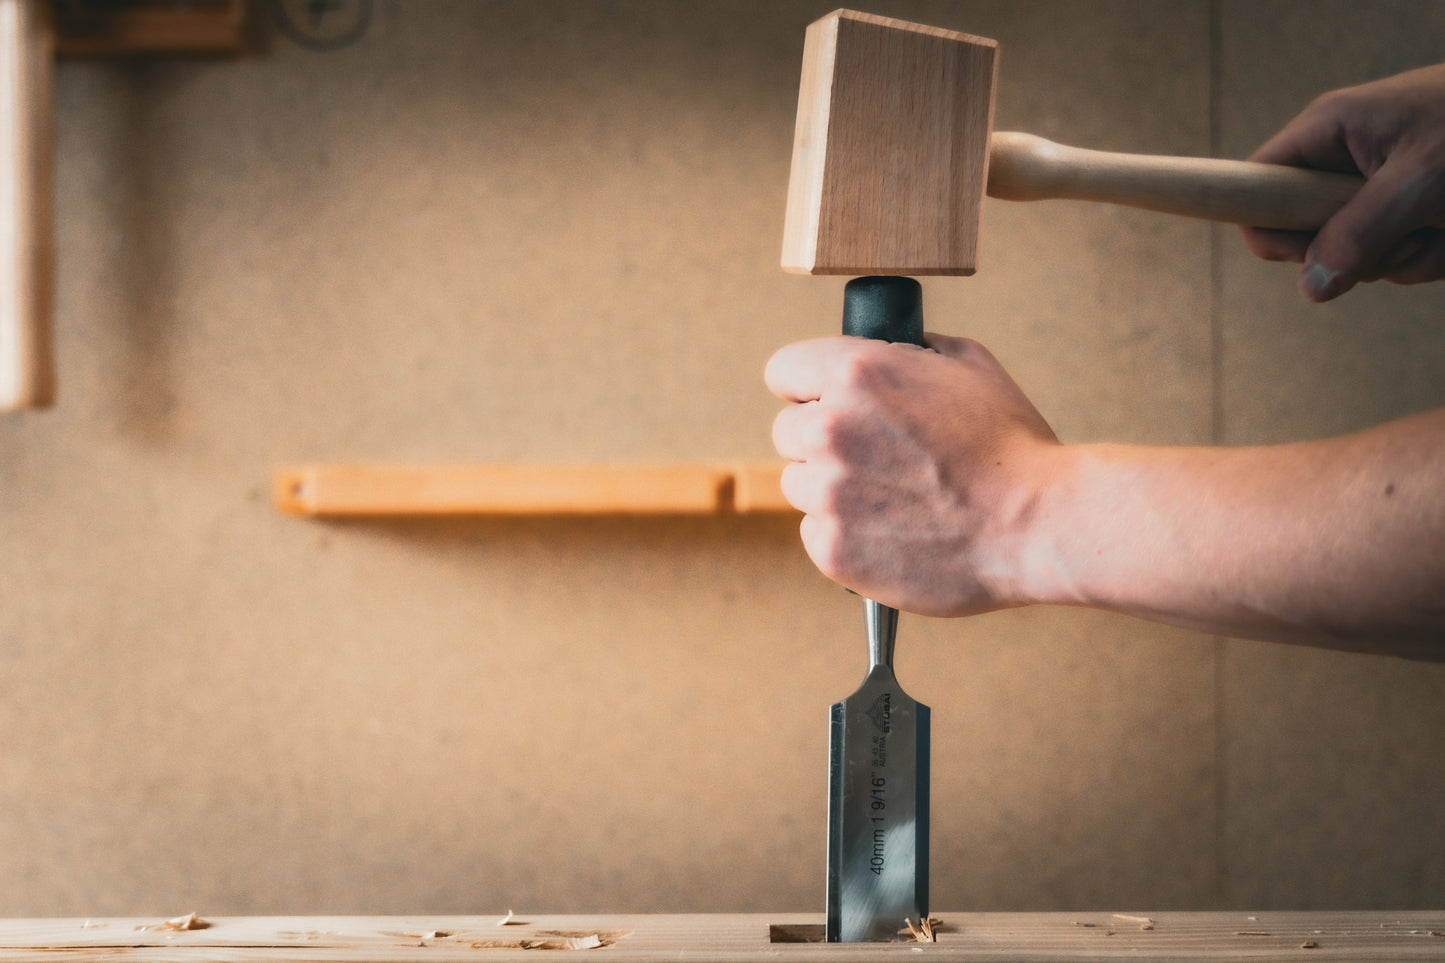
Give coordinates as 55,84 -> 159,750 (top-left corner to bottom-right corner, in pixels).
137,913 -> 210,933
471,931 -> 612,942
385,930 -> 458,943
468,933 -> 615,951
1301,940 -> 1319,949
900,917 -> 941,943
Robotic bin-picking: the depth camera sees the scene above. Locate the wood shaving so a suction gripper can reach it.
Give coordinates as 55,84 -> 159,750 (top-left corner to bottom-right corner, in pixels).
468,932 -> 621,951
136,913 -> 210,932
1112,914 -> 1154,930
498,910 -> 527,926
384,930 -> 454,943
900,917 -> 941,943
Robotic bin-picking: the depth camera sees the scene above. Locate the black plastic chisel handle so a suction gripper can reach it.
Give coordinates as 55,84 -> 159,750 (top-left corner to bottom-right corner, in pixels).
842,275 -> 925,347
838,274 -> 924,626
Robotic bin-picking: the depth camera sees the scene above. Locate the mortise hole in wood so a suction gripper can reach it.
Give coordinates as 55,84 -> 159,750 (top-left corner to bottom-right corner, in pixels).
768,923 -> 825,943
767,919 -> 945,944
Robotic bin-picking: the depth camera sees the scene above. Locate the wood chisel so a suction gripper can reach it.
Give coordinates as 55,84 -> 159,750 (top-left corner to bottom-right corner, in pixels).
824,276 -> 931,943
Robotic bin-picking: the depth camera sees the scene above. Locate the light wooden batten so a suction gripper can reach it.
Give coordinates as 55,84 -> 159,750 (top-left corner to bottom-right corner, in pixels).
275,463 -> 794,517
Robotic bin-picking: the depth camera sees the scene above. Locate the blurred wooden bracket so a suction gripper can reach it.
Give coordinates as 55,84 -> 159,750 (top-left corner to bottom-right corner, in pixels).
53,0 -> 246,56
0,0 -> 245,414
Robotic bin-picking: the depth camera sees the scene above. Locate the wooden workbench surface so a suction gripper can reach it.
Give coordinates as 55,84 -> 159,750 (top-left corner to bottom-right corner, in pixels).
1,912 -> 1443,961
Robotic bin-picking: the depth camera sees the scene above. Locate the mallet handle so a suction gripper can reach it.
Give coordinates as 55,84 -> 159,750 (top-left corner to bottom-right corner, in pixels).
987,131 -> 1362,231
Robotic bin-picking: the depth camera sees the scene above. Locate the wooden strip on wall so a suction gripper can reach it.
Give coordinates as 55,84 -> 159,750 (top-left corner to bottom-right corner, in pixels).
275,463 -> 790,517
275,464 -> 794,517
732,462 -> 791,514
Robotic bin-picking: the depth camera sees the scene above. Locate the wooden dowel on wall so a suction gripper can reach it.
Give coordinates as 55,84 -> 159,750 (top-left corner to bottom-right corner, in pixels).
0,0 -> 55,411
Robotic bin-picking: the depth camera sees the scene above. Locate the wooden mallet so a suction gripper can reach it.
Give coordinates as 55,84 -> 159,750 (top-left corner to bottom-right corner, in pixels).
782,8 -> 1362,278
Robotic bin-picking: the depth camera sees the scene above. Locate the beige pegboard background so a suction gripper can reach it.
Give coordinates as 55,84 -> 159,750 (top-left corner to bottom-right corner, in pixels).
1,0 -> 1442,915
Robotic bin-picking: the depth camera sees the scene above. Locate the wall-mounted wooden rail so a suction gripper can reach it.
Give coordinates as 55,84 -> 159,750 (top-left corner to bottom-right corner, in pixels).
275,463 -> 793,517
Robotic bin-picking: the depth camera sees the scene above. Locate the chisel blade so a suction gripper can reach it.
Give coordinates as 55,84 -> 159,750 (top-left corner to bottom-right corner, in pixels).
827,600 -> 930,942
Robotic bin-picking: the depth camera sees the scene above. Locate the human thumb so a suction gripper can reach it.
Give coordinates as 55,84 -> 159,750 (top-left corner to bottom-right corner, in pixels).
1301,151 -> 1443,301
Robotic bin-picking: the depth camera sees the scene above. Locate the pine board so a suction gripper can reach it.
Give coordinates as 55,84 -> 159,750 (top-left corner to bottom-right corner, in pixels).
2,912 -> 1444,961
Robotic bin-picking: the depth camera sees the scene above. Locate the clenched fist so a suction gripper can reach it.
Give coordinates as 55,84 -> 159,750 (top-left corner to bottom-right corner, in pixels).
765,333 -> 1060,617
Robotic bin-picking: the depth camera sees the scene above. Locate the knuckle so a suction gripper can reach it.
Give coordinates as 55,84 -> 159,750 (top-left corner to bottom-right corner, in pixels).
835,345 -> 898,392
809,405 -> 860,457
1306,87 -> 1355,119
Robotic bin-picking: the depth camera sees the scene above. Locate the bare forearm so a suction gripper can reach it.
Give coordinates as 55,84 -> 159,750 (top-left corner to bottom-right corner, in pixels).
1019,409 -> 1445,658
767,336 -> 1444,659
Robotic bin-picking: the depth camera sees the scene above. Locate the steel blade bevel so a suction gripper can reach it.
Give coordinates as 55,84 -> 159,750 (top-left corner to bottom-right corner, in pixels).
826,664 -> 929,942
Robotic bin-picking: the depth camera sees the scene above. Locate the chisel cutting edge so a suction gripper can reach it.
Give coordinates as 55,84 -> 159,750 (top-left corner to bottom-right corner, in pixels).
827,595 -> 930,942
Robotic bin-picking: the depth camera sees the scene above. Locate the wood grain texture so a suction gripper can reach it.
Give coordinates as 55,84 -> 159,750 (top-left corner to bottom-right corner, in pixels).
2,913 -> 1444,961
275,464 -> 794,516
780,9 -> 997,276
0,0 -> 54,410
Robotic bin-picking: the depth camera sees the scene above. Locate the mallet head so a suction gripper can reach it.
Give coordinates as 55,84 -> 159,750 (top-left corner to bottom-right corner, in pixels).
781,9 -> 999,277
